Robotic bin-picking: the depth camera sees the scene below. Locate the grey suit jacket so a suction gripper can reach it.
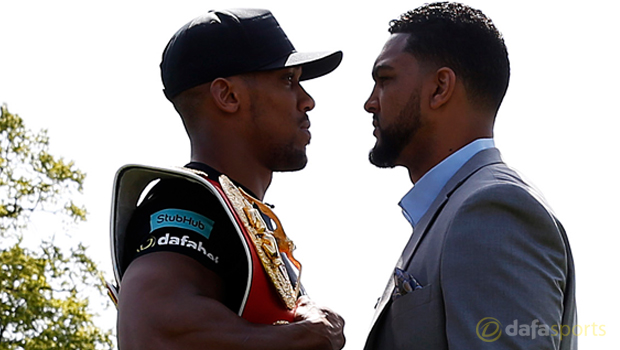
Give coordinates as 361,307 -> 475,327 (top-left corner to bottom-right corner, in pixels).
364,148 -> 576,349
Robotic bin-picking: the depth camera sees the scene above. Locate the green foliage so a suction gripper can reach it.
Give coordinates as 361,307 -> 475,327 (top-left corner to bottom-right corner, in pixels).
0,104 -> 113,349
1,104 -> 86,232
0,241 -> 113,350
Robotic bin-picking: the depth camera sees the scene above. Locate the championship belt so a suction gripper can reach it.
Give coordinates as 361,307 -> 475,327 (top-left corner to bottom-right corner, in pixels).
219,174 -> 302,310
107,165 -> 301,324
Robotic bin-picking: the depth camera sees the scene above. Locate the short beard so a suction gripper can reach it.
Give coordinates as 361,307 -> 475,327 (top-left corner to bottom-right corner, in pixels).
248,94 -> 308,173
369,90 -> 422,168
270,143 -> 308,172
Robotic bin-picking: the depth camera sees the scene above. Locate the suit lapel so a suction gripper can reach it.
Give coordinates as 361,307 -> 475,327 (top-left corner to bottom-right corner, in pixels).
366,148 -> 504,337
399,148 -> 503,269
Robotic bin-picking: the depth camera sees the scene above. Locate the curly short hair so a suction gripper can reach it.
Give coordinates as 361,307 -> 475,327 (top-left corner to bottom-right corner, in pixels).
390,2 -> 510,113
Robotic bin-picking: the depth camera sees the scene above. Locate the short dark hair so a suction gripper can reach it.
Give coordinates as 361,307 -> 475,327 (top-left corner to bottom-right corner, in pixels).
389,2 -> 510,112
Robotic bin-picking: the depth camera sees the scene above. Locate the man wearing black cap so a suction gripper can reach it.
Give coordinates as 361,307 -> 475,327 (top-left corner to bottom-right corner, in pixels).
108,8 -> 345,350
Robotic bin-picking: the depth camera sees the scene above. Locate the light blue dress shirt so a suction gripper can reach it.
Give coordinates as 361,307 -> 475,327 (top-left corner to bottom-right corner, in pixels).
399,138 -> 495,227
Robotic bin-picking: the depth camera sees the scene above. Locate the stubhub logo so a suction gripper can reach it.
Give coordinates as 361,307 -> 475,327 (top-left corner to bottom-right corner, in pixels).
150,208 -> 214,239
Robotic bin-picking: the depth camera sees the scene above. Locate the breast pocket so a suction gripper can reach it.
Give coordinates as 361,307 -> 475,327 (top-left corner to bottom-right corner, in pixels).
391,283 -> 433,317
386,284 -> 446,349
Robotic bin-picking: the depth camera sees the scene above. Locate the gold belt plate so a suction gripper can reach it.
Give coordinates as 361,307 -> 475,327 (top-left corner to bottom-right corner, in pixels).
219,174 -> 301,310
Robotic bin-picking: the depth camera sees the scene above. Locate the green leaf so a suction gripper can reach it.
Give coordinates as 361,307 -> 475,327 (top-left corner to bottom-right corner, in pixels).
1,104 -> 113,349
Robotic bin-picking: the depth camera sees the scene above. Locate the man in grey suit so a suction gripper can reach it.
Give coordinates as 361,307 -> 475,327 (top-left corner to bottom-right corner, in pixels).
362,2 -> 576,349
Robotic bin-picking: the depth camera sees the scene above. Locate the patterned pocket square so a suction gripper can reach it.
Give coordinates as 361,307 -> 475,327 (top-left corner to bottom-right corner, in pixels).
392,267 -> 423,300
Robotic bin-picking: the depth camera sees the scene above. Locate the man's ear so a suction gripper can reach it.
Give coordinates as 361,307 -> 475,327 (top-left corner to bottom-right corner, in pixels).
210,78 -> 240,113
429,67 -> 456,110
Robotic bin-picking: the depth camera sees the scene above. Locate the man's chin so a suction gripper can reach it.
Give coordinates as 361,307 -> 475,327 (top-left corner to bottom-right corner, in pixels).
369,148 -> 397,169
273,155 -> 308,172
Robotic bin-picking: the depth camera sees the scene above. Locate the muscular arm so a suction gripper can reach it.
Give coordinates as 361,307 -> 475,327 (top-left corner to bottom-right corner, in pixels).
118,252 -> 344,350
441,184 -> 570,349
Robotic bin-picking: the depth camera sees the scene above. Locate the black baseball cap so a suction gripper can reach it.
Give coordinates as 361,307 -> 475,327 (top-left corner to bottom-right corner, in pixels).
161,8 -> 343,99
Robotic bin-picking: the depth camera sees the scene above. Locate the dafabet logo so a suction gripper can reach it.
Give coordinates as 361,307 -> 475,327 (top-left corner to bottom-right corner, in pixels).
476,317 -> 502,342
476,317 -> 606,342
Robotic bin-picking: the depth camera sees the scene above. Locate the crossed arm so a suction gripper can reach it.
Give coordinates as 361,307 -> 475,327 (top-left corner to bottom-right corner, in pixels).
118,252 -> 345,350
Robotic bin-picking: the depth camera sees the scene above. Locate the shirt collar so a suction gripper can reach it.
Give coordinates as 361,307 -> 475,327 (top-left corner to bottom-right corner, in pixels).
399,138 -> 495,227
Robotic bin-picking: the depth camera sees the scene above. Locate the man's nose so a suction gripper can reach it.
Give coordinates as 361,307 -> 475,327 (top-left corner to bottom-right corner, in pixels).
364,90 -> 379,114
299,85 -> 315,112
